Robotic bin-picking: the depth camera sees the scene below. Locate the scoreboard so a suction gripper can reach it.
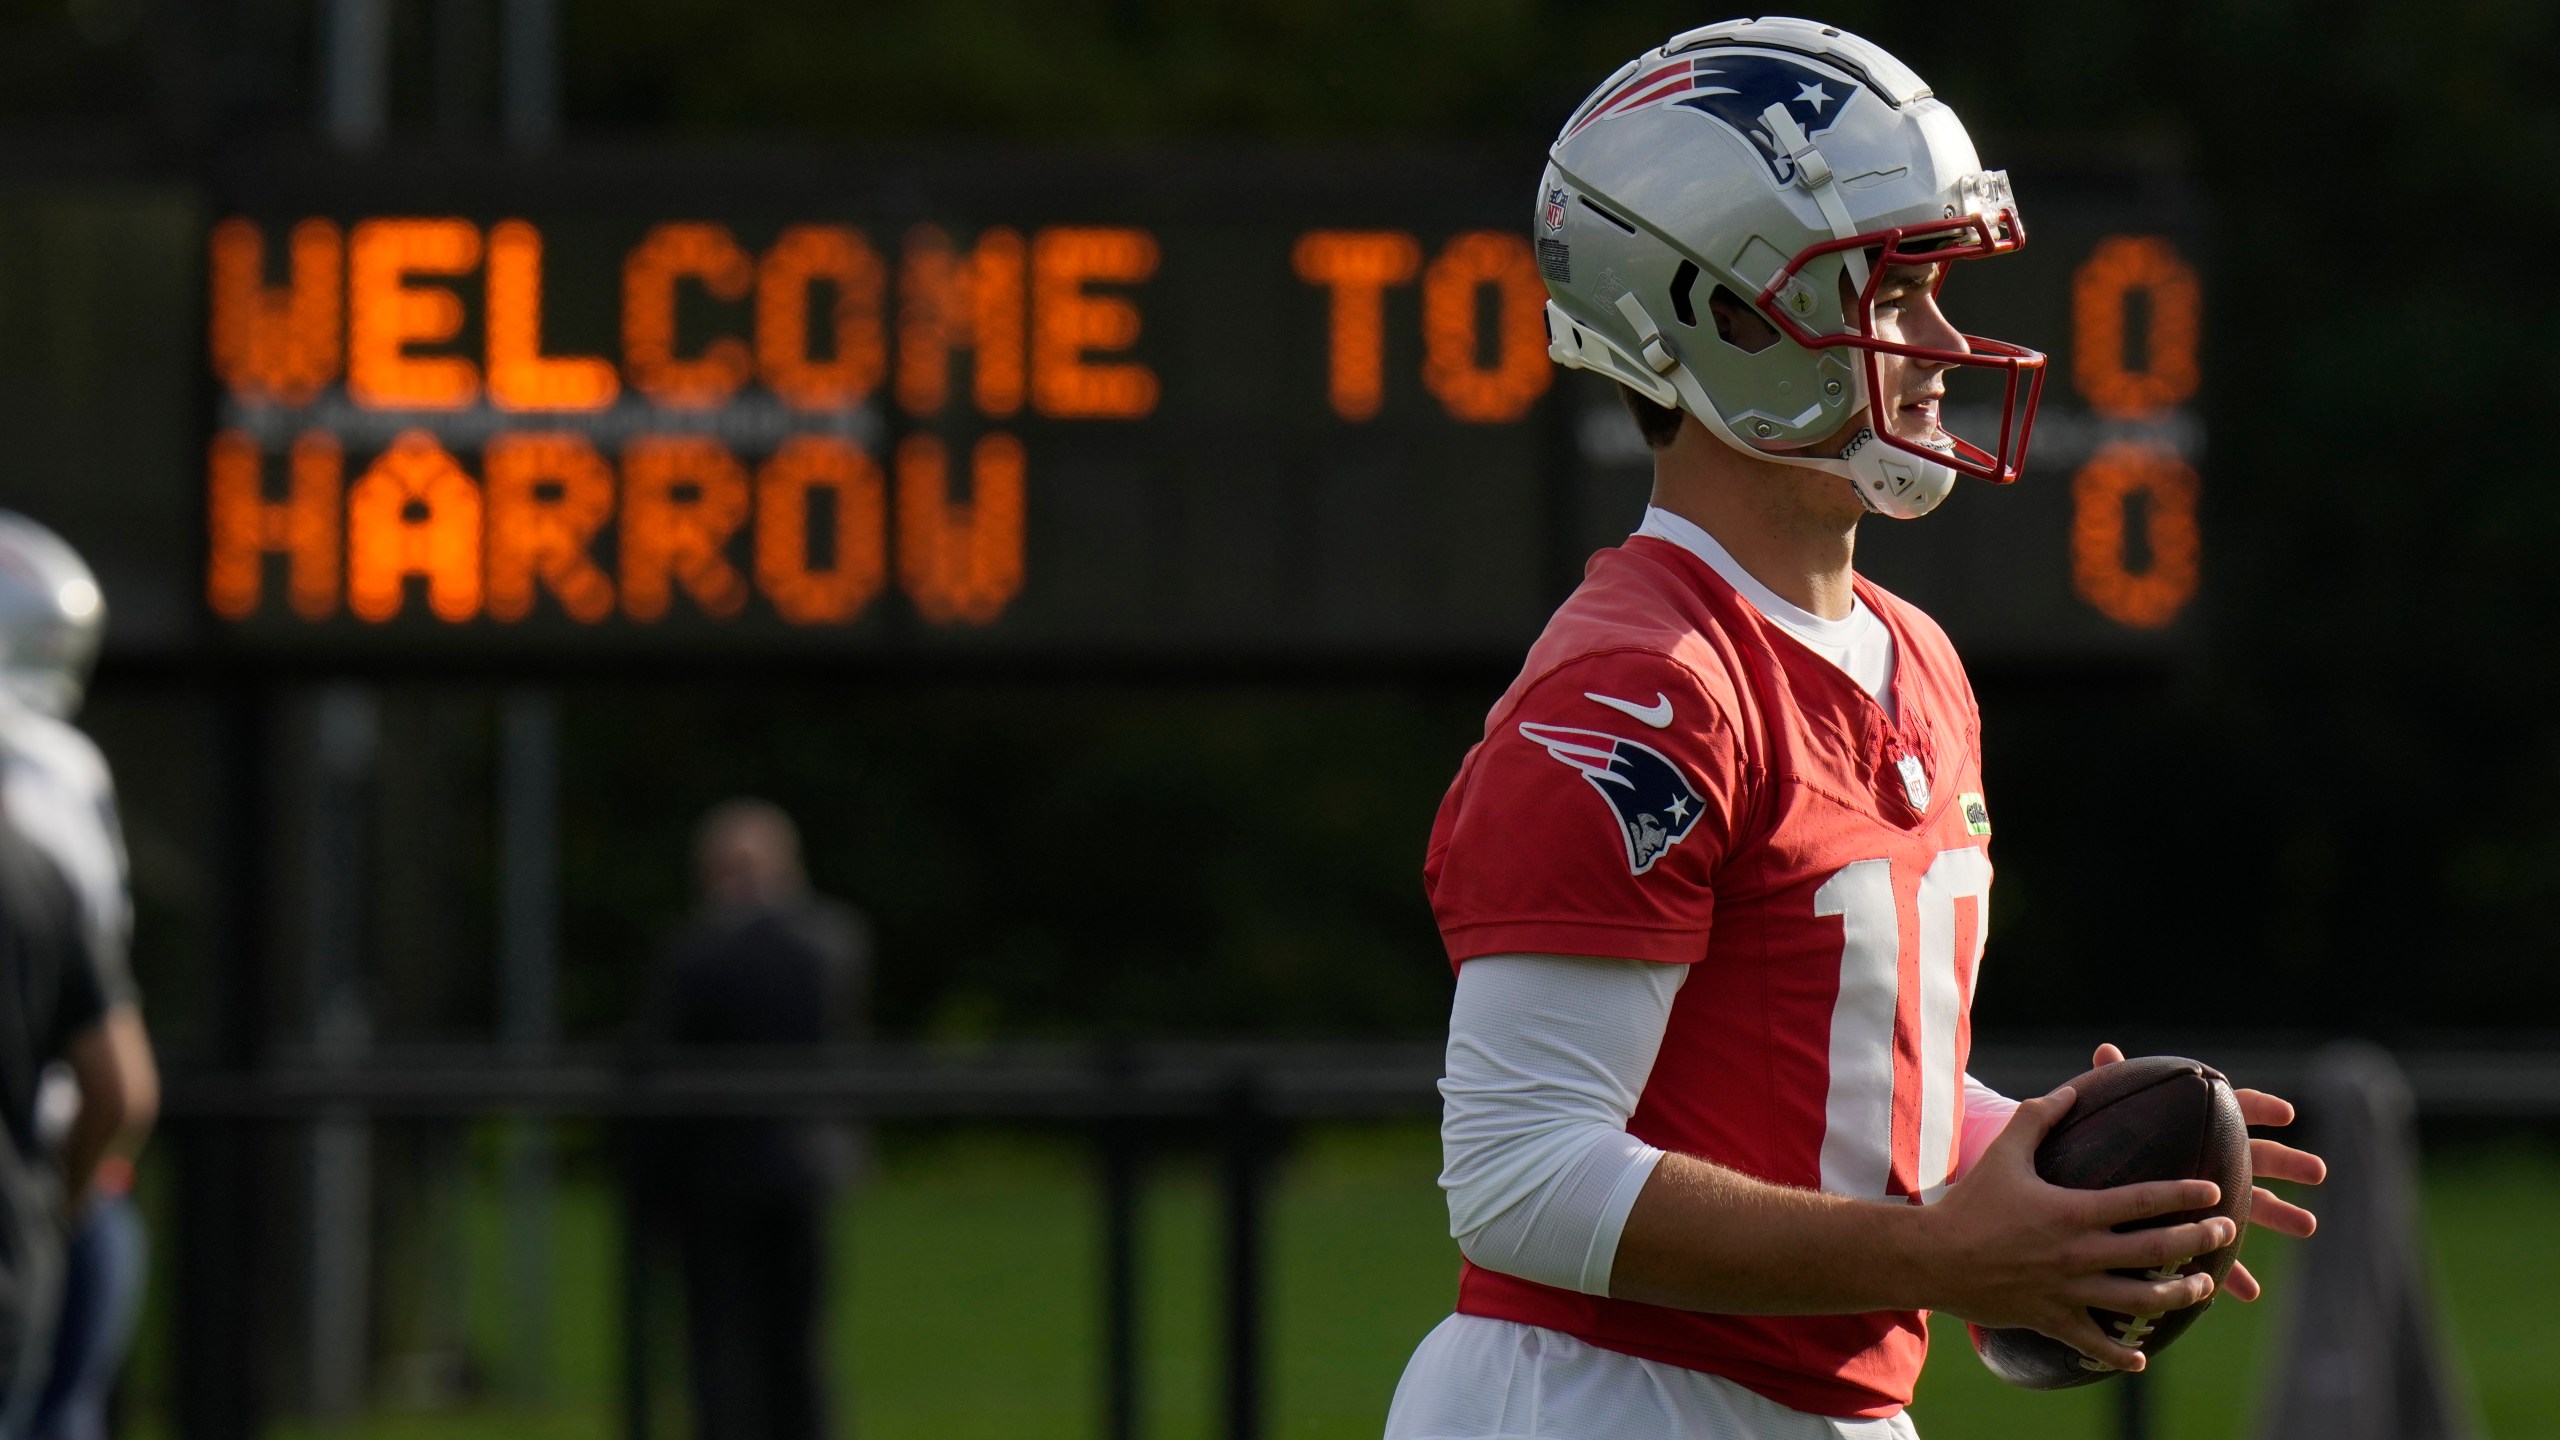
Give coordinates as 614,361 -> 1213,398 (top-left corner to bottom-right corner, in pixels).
15,146 -> 2209,670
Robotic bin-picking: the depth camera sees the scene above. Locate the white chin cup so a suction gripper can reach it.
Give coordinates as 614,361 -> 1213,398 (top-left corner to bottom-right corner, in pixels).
1831,424 -> 1957,520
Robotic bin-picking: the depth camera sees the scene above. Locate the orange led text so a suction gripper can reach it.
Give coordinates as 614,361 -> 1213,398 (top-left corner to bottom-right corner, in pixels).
206,428 -> 1019,630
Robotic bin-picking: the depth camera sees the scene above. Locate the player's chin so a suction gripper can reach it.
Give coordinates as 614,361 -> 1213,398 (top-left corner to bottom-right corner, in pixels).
1884,413 -> 1952,451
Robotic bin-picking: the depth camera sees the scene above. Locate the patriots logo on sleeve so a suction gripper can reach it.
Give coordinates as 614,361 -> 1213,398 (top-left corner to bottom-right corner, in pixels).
1519,722 -> 1706,876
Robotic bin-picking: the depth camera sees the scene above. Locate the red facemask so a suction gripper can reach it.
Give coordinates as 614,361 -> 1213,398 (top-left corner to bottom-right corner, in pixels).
1756,207 -> 2048,485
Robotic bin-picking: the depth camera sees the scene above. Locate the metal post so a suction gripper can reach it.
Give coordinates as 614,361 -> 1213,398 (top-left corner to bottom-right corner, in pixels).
432,0 -> 489,145
498,690 -> 561,1399
619,1156 -> 655,1440
499,0 -> 560,151
1099,1119 -> 1144,1440
305,686 -> 379,1423
172,685 -> 276,1440
1220,1082 -> 1271,1440
496,704 -> 559,1051
2116,1369 -> 2149,1440
317,0 -> 392,152
493,0 -> 564,1384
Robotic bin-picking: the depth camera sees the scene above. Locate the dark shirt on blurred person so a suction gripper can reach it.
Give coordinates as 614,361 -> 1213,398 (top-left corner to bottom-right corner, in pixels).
642,896 -> 872,1197
0,820 -> 128,1430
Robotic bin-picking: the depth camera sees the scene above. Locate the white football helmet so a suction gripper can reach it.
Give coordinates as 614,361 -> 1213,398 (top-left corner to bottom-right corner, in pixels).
0,512 -> 105,719
1537,17 -> 2047,518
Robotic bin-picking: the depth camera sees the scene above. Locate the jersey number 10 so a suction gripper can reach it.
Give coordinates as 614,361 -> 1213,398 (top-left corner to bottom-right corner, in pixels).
1813,847 -> 1993,1204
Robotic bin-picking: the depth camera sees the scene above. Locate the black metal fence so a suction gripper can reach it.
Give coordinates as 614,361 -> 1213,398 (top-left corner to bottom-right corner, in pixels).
156,1040 -> 2555,1440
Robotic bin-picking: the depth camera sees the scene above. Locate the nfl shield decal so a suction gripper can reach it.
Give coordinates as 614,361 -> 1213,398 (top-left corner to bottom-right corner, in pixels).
1519,722 -> 1705,876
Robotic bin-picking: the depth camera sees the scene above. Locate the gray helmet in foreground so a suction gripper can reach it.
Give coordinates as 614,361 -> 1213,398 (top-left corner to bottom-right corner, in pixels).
0,513 -> 104,719
1538,17 -> 2047,518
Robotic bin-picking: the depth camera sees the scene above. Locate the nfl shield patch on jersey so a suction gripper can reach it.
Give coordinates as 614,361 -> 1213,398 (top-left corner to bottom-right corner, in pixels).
1518,722 -> 1704,875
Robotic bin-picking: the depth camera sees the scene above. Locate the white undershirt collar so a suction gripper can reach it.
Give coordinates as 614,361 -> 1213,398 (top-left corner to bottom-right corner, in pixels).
1636,507 -> 1860,636
1635,506 -> 1897,718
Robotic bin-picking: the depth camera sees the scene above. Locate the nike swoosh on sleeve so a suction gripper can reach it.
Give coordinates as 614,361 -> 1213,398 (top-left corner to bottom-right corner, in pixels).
1584,691 -> 1673,728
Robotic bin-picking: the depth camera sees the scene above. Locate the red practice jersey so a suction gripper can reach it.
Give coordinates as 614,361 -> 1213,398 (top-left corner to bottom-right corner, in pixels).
1423,534 -> 1995,1419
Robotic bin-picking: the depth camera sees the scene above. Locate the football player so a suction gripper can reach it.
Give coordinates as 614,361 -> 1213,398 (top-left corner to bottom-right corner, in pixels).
0,513 -> 159,1440
1390,19 -> 2323,1439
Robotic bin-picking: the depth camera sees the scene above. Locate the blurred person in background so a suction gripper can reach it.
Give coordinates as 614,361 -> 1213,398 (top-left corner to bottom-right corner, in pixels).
0,819 -> 130,1440
633,799 -> 870,1440
0,515 -> 156,1440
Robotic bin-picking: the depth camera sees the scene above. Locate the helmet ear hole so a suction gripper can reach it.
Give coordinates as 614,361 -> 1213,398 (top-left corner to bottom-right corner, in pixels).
1707,285 -> 1779,355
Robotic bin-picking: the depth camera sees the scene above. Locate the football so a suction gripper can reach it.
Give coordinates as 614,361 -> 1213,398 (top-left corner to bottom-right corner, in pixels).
1968,1055 -> 2253,1389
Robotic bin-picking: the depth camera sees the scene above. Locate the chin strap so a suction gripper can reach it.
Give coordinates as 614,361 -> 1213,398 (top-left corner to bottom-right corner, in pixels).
1613,289 -> 1956,520
1760,103 -> 1867,292
1750,104 -> 1960,519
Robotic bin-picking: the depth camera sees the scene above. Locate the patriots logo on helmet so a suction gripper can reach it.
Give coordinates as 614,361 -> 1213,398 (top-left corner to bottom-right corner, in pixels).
1567,50 -> 1861,186
1676,54 -> 1860,183
1519,722 -> 1705,876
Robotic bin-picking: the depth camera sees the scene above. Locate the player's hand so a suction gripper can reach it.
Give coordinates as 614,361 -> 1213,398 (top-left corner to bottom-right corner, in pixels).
1919,1082 -> 2233,1372
2088,1042 -> 2326,1302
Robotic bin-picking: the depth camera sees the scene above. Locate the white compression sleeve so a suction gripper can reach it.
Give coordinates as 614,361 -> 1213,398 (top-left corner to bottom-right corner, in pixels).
1440,953 -> 1687,1296
1954,1072 -> 2019,1182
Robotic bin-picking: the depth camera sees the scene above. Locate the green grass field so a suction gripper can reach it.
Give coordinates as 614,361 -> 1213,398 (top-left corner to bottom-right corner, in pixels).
133,1125 -> 2556,1439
